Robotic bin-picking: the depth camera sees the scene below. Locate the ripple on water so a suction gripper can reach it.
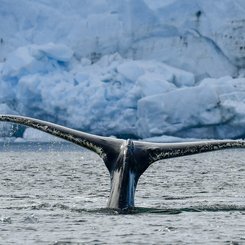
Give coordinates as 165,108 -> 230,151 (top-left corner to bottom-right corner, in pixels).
0,143 -> 245,244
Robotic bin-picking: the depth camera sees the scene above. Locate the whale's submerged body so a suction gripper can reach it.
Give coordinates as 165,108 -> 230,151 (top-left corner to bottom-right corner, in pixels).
1,115 -> 245,211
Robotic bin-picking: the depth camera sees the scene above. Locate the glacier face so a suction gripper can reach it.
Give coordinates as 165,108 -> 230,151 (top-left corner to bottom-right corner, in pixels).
0,0 -> 245,140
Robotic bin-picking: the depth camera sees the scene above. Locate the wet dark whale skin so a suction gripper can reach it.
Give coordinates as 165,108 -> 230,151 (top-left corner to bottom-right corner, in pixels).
1,115 -> 245,210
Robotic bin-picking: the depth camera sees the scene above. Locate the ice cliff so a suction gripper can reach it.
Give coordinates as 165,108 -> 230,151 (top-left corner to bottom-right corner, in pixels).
0,0 -> 245,140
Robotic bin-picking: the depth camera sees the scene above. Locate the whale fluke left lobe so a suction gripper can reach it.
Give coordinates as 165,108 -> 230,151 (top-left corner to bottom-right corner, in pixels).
0,114 -> 123,172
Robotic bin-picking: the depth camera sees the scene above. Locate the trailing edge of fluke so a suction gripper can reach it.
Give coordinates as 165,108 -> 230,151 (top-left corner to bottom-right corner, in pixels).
1,114 -> 245,211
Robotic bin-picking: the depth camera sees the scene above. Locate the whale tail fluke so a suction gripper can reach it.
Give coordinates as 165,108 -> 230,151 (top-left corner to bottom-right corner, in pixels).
1,114 -> 245,210
1,114 -> 245,173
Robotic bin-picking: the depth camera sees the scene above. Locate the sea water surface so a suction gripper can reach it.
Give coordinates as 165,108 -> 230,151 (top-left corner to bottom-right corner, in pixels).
0,142 -> 245,244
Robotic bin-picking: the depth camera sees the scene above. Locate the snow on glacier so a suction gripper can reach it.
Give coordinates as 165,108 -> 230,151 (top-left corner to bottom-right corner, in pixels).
0,0 -> 245,140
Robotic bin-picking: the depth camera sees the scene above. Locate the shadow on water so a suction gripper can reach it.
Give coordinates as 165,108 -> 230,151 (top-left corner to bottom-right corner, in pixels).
70,205 -> 245,215
4,201 -> 245,215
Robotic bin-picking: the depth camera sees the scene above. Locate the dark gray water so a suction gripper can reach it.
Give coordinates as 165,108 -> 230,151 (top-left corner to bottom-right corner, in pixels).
0,142 -> 245,244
